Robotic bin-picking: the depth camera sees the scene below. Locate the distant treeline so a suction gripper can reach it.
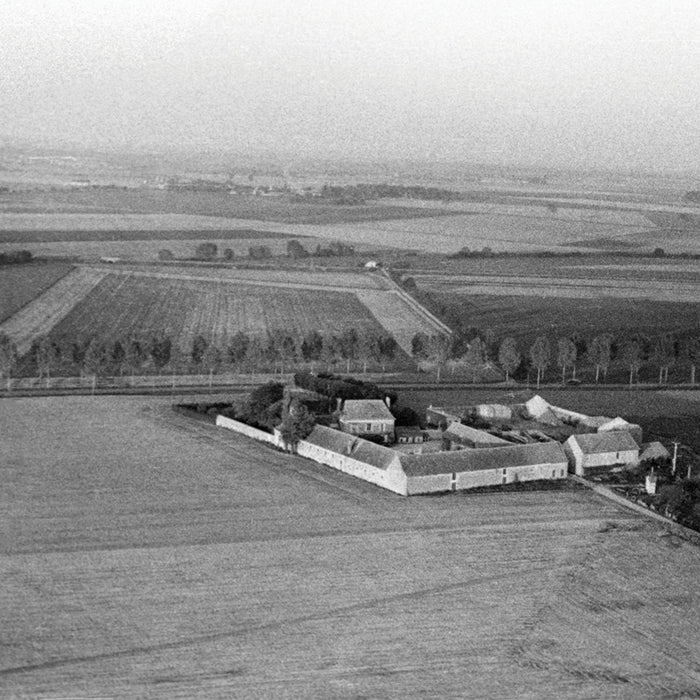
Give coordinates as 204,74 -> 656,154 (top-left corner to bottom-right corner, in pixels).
446,246 -> 697,260
0,250 -> 33,265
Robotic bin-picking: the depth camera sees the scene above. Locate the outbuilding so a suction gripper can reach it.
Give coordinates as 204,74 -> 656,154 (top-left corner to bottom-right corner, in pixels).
442,421 -> 511,450
563,432 -> 639,476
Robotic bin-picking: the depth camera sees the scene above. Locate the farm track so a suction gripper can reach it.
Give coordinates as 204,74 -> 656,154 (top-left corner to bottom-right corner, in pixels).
0,267 -> 106,353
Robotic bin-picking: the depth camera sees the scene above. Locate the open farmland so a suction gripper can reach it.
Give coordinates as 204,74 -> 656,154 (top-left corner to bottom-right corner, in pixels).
3,396 -> 700,698
46,273 -> 388,352
1,266 -> 445,358
0,262 -> 73,322
0,267 -> 107,353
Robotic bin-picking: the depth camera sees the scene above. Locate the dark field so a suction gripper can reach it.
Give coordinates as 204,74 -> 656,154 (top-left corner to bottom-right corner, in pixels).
3,396 -> 700,698
0,262 -> 73,322
0,228 -> 302,243
0,188 -> 454,225
425,292 -> 700,345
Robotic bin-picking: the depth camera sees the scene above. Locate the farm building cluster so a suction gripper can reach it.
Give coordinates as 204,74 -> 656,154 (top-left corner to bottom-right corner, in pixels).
215,388 -> 666,497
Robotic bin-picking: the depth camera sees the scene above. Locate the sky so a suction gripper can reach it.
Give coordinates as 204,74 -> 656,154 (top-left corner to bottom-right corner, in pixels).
1,0 -> 699,171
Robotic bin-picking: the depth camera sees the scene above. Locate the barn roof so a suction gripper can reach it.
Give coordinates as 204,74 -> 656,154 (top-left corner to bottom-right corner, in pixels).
304,425 -> 398,470
567,431 -> 639,454
443,422 -> 510,446
340,399 -> 394,422
400,442 -> 567,477
640,441 -> 670,461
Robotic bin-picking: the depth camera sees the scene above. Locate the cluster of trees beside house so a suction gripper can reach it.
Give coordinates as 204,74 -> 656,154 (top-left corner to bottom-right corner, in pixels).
314,183 -> 467,204
0,327 -> 402,383
409,328 -> 700,386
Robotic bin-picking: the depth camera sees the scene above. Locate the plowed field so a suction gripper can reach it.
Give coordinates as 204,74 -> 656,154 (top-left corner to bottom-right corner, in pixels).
2,396 -> 700,698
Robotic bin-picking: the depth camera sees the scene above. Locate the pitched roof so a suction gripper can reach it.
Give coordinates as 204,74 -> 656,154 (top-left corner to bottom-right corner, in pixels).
567,431 -> 639,454
304,425 -> 398,470
640,441 -> 670,461
400,442 -> 567,477
443,422 -> 510,446
340,399 -> 394,422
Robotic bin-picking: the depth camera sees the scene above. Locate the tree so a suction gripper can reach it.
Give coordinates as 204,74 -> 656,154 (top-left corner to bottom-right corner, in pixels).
34,335 -> 58,385
301,330 -> 323,364
339,328 -> 359,372
194,242 -> 217,260
621,339 -> 642,387
158,248 -> 174,262
321,334 -> 343,370
202,342 -> 222,388
150,334 -> 172,373
227,331 -> 250,369
377,334 -> 398,372
411,332 -> 430,363
684,336 -> 700,385
287,240 -> 308,259
529,336 -> 551,388
651,333 -> 676,384
498,337 -> 520,383
357,330 -> 380,374
245,335 -> 265,374
278,397 -> 316,452
191,334 -> 208,366
588,334 -> 612,383
556,337 -> 577,384
0,332 -> 18,390
109,338 -> 126,373
428,334 -> 451,382
223,248 -> 235,261
83,338 -> 107,392
464,337 -> 486,383
122,335 -> 145,383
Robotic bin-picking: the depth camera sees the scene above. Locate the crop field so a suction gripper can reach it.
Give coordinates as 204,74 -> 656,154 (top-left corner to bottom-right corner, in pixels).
44,273 -> 387,352
3,395 -> 700,698
0,188 -> 454,225
2,266 -> 442,358
0,267 -> 107,353
0,262 -> 73,322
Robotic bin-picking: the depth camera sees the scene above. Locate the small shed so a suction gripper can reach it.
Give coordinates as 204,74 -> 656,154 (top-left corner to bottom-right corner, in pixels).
563,432 -> 640,477
598,416 -> 643,445
639,441 -> 670,464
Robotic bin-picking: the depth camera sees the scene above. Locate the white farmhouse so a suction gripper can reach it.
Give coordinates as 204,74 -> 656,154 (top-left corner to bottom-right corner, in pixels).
338,399 -> 395,444
563,432 -> 639,476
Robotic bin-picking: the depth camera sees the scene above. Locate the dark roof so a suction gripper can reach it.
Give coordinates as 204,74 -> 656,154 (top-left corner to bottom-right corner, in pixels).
400,442 -> 567,477
304,425 -> 398,470
568,432 -> 639,454
340,399 -> 394,422
443,422 -> 510,446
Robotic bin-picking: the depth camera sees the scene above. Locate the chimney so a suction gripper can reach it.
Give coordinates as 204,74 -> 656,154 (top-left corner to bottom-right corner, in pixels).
336,397 -> 342,412
384,395 -> 391,408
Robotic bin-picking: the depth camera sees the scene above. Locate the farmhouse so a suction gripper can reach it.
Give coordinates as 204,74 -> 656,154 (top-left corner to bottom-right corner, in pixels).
563,432 -> 640,477
338,399 -> 395,443
442,421 -> 511,450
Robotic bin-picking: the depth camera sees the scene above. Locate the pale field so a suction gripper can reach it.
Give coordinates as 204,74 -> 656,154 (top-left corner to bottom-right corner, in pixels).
414,273 -> 700,302
2,396 -> 700,698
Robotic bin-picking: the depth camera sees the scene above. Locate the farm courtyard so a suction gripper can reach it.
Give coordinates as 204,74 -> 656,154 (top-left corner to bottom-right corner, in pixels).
3,395 -> 700,698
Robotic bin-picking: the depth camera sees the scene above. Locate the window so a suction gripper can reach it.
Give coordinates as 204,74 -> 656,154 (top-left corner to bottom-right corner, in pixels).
502,468 -> 507,475
502,476 -> 507,484
552,469 -> 555,478
366,423 -> 372,431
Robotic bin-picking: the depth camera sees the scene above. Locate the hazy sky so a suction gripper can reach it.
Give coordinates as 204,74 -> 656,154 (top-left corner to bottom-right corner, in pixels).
1,0 -> 699,170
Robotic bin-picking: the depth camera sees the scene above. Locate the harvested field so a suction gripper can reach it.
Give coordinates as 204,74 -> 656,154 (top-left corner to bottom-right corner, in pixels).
3,395 -> 700,698
0,262 -> 73,322
0,267 -> 106,353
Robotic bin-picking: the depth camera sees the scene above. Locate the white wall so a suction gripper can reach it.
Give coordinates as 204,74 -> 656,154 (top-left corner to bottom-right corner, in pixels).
406,473 -> 452,495
296,440 -> 407,495
216,415 -> 284,449
455,462 -> 567,490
